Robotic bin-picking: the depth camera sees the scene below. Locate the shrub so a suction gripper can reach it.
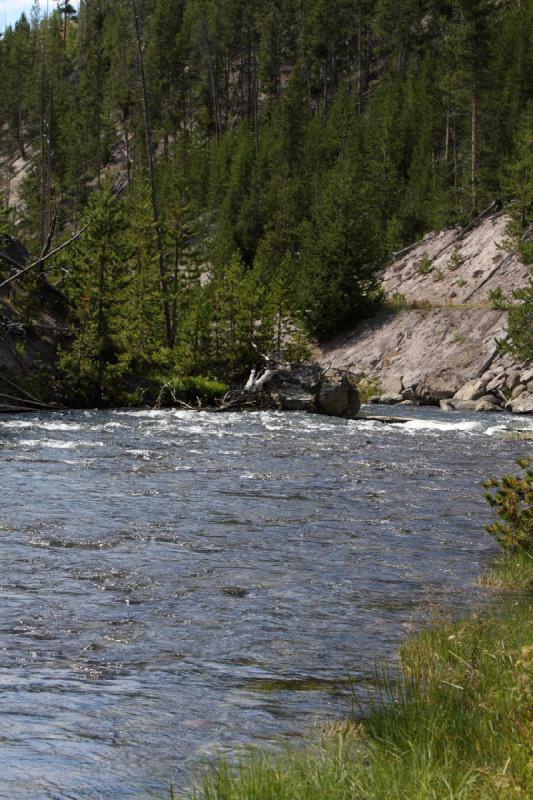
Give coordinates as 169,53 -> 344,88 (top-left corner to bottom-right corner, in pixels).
386,292 -> 410,311
490,282 -> 533,364
447,247 -> 462,271
167,376 -> 230,405
484,457 -> 533,553
358,376 -> 382,402
417,253 -> 432,275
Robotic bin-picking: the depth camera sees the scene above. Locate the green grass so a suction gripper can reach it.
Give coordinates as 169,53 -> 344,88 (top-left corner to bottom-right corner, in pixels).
479,551 -> 533,592
185,554 -> 533,800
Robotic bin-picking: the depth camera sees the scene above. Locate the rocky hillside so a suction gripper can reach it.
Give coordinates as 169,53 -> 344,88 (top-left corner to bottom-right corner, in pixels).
317,211 -> 533,414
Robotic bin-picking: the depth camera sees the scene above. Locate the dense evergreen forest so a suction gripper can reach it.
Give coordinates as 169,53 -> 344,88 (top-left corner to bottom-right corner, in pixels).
0,0 -> 532,406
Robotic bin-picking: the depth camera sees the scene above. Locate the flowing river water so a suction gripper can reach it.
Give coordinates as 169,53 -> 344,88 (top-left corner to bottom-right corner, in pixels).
0,406 -> 531,799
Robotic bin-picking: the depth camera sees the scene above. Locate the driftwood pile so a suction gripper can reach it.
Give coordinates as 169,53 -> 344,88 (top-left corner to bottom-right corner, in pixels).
216,363 -> 361,418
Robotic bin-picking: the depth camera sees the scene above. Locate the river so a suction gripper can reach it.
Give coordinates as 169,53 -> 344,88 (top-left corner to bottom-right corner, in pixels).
0,406 -> 530,799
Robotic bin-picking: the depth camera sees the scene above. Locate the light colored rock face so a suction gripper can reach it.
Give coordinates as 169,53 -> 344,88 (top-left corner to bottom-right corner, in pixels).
510,393 -> 533,414
506,370 -> 522,391
379,393 -> 404,405
315,212 -> 531,412
381,213 -> 530,305
512,384 -> 526,399
475,397 -> 500,412
453,379 -> 487,402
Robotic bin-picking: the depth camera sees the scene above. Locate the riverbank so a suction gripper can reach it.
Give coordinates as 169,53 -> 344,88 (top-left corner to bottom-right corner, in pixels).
187,553 -> 532,800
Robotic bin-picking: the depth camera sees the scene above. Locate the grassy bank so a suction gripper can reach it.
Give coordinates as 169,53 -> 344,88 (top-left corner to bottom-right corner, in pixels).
186,555 -> 532,800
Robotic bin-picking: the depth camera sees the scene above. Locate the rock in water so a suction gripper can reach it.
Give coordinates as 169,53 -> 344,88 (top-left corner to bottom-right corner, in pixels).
316,376 -> 360,418
243,364 -> 361,419
379,393 -> 404,405
273,387 -> 315,412
453,379 -> 487,402
509,393 -> 533,414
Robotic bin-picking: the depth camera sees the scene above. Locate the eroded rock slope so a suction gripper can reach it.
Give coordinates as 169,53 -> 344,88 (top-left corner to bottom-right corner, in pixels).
317,212 -> 532,413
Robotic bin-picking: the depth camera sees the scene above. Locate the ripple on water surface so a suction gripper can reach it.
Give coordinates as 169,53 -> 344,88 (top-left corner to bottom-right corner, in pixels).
0,406 -> 531,799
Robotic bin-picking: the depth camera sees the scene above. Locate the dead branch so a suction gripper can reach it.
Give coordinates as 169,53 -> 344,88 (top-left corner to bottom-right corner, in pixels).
39,202 -> 61,261
0,226 -> 88,291
0,393 -> 60,410
2,375 -> 53,405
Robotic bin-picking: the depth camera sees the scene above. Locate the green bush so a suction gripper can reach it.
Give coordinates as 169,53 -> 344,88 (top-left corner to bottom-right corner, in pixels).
447,248 -> 462,271
484,457 -> 533,553
166,376 -> 230,405
417,253 -> 433,275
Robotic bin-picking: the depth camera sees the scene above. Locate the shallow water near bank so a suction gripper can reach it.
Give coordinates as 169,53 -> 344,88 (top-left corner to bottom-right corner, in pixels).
0,405 -> 531,799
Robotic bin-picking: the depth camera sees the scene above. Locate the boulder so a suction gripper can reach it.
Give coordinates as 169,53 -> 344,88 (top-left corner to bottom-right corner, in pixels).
381,375 -> 403,395
477,393 -> 502,406
520,368 -> 533,384
273,386 -> 315,412
415,370 -> 459,403
485,374 -> 506,393
401,387 -> 416,401
510,393 -> 533,414
453,378 -> 487,402
379,393 -> 404,405
449,400 -> 479,411
512,384 -> 526,399
440,399 -> 455,411
475,396 -> 501,412
506,370 -> 522,391
367,395 -> 382,404
317,376 -> 360,418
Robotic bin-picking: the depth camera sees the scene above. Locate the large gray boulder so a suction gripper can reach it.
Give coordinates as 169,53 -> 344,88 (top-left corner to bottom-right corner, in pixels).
379,393 -> 404,405
273,386 -> 315,412
475,396 -> 501,412
509,393 -> 533,414
449,399 -> 479,411
415,369 -> 460,403
316,376 -> 361,418
453,378 -> 487,402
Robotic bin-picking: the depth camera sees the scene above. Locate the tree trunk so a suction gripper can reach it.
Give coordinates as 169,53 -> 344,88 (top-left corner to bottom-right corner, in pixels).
471,93 -> 478,212
130,0 -> 173,349
444,109 -> 450,165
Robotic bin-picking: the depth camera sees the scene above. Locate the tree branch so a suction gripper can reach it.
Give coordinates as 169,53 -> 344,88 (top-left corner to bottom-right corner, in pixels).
0,226 -> 88,291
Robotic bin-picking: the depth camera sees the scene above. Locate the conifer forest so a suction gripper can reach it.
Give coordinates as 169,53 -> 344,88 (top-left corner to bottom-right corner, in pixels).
0,0 -> 532,406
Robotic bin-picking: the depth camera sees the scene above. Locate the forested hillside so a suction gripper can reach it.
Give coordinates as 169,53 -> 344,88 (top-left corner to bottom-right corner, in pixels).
0,0 -> 532,406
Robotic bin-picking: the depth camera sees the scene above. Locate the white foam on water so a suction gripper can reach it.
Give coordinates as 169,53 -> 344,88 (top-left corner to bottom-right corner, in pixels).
401,419 -> 481,434
125,449 -> 153,460
485,419 -> 533,437
113,409 -> 166,419
39,422 -> 83,432
91,421 -> 128,431
0,419 -> 35,429
20,439 -> 105,449
170,409 -> 198,420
